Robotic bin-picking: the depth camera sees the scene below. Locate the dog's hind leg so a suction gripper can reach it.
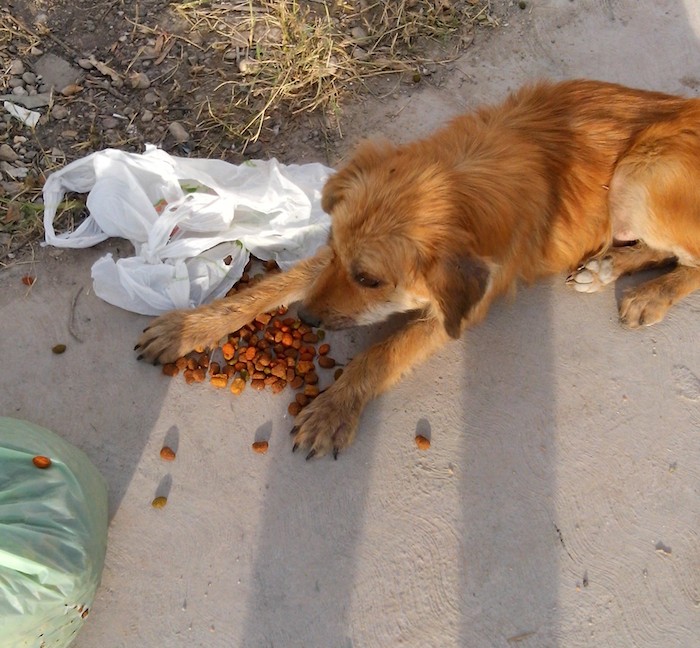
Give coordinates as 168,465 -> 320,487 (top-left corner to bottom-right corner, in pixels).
566,243 -> 676,293
619,265 -> 700,327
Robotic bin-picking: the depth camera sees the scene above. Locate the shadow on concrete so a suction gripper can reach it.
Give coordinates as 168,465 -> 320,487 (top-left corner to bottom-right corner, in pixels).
0,245 -> 167,521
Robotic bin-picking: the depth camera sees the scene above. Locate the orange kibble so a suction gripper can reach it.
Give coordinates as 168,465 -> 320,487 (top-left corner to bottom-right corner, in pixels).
252,440 -> 270,454
288,401 -> 302,416
318,356 -> 336,369
162,363 -> 179,376
281,332 -> 294,346
415,435 -> 431,450
230,377 -> 246,395
160,446 -> 176,461
304,384 -> 320,398
318,343 -> 330,355
192,368 -> 206,382
222,342 -> 236,360
210,374 -> 229,388
244,346 -> 257,361
251,378 -> 265,391
290,376 -> 304,390
296,360 -> 315,375
32,455 -> 52,469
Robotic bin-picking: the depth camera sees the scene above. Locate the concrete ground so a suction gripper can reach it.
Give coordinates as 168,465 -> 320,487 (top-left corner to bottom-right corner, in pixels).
2,1 -> 700,646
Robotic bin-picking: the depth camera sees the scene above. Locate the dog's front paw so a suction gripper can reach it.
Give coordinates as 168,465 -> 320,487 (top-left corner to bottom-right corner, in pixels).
566,256 -> 615,293
291,384 -> 364,460
135,309 -> 208,364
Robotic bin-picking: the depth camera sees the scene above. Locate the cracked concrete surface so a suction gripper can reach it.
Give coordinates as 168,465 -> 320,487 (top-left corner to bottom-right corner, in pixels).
2,1 -> 700,646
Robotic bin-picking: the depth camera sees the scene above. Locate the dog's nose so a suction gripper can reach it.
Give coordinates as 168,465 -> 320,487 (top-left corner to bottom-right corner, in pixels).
297,306 -> 321,328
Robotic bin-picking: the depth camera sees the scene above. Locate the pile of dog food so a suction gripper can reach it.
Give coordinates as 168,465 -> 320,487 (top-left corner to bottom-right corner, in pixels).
159,260 -> 340,419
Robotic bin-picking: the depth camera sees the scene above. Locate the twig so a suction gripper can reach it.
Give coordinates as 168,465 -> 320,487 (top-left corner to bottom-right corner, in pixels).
69,286 -> 84,342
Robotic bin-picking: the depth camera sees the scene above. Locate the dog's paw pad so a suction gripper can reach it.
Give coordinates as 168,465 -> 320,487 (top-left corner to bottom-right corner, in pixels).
567,256 -> 614,293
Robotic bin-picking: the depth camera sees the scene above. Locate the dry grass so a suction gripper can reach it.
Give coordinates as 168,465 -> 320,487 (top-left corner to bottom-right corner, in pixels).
175,0 -> 496,149
0,1 -> 496,256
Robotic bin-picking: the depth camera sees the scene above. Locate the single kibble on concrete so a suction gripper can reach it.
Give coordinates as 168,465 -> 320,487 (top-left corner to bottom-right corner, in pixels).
32,455 -> 52,469
252,440 -> 269,454
151,496 -> 168,508
160,446 -> 176,461
415,435 -> 431,450
52,343 -> 67,354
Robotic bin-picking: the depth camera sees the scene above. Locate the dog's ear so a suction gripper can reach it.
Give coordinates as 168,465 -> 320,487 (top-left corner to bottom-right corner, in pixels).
428,254 -> 491,338
322,138 -> 395,214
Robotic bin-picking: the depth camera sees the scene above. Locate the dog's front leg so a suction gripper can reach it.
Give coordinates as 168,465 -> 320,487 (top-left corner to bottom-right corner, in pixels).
292,315 -> 451,459
135,248 -> 331,364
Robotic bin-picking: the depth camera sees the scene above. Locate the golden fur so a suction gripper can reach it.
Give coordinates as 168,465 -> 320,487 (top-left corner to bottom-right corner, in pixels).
137,79 -> 700,459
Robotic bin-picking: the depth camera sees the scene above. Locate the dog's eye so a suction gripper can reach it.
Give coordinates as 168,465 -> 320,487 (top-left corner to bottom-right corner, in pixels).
354,272 -> 382,288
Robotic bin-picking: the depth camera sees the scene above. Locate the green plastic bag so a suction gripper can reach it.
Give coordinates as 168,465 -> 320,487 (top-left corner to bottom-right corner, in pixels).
0,417 -> 108,648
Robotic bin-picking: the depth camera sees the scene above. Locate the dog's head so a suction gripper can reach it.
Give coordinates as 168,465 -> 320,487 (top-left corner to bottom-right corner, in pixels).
301,139 -> 491,338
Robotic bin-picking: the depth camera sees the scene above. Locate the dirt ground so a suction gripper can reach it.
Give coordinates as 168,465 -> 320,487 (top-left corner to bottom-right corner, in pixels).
2,1 -> 700,647
1,0 -> 498,257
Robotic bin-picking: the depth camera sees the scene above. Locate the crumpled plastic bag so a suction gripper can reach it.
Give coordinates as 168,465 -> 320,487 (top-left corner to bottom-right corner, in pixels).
43,146 -> 333,315
0,417 -> 108,648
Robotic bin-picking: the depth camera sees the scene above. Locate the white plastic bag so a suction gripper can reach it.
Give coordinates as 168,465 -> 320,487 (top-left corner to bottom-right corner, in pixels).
43,146 -> 333,315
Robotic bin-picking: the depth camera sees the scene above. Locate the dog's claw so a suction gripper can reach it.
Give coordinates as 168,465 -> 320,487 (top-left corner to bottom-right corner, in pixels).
137,354 -> 144,361
333,447 -> 339,460
134,343 -> 141,351
292,442 -> 299,453
290,425 -> 298,436
305,449 -> 317,461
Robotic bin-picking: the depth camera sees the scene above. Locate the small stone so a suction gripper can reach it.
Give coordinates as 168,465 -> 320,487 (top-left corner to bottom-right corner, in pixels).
237,58 -> 259,75
9,77 -> 25,88
102,116 -> 119,129
22,72 -> 37,86
30,47 -> 43,56
144,91 -> 159,104
350,26 -> 368,40
140,109 -> 154,123
8,59 -> 24,75
223,49 -> 238,62
0,144 -> 18,162
77,58 -> 94,70
168,121 -> 189,143
60,83 -> 83,97
129,72 -> 151,89
51,105 -> 69,120
352,46 -> 370,61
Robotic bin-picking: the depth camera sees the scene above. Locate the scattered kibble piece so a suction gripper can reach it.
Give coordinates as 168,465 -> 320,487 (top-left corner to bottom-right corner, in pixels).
162,363 -> 179,377
210,373 -> 228,388
52,344 -> 67,354
252,440 -> 269,454
415,435 -> 431,450
151,496 -> 168,508
230,377 -> 246,395
318,355 -> 336,369
32,455 -> 52,469
160,446 -> 176,461
288,401 -> 302,416
21,275 -> 35,286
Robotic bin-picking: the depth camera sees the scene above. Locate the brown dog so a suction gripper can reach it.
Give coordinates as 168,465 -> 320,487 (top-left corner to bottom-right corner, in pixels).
136,79 -> 700,459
